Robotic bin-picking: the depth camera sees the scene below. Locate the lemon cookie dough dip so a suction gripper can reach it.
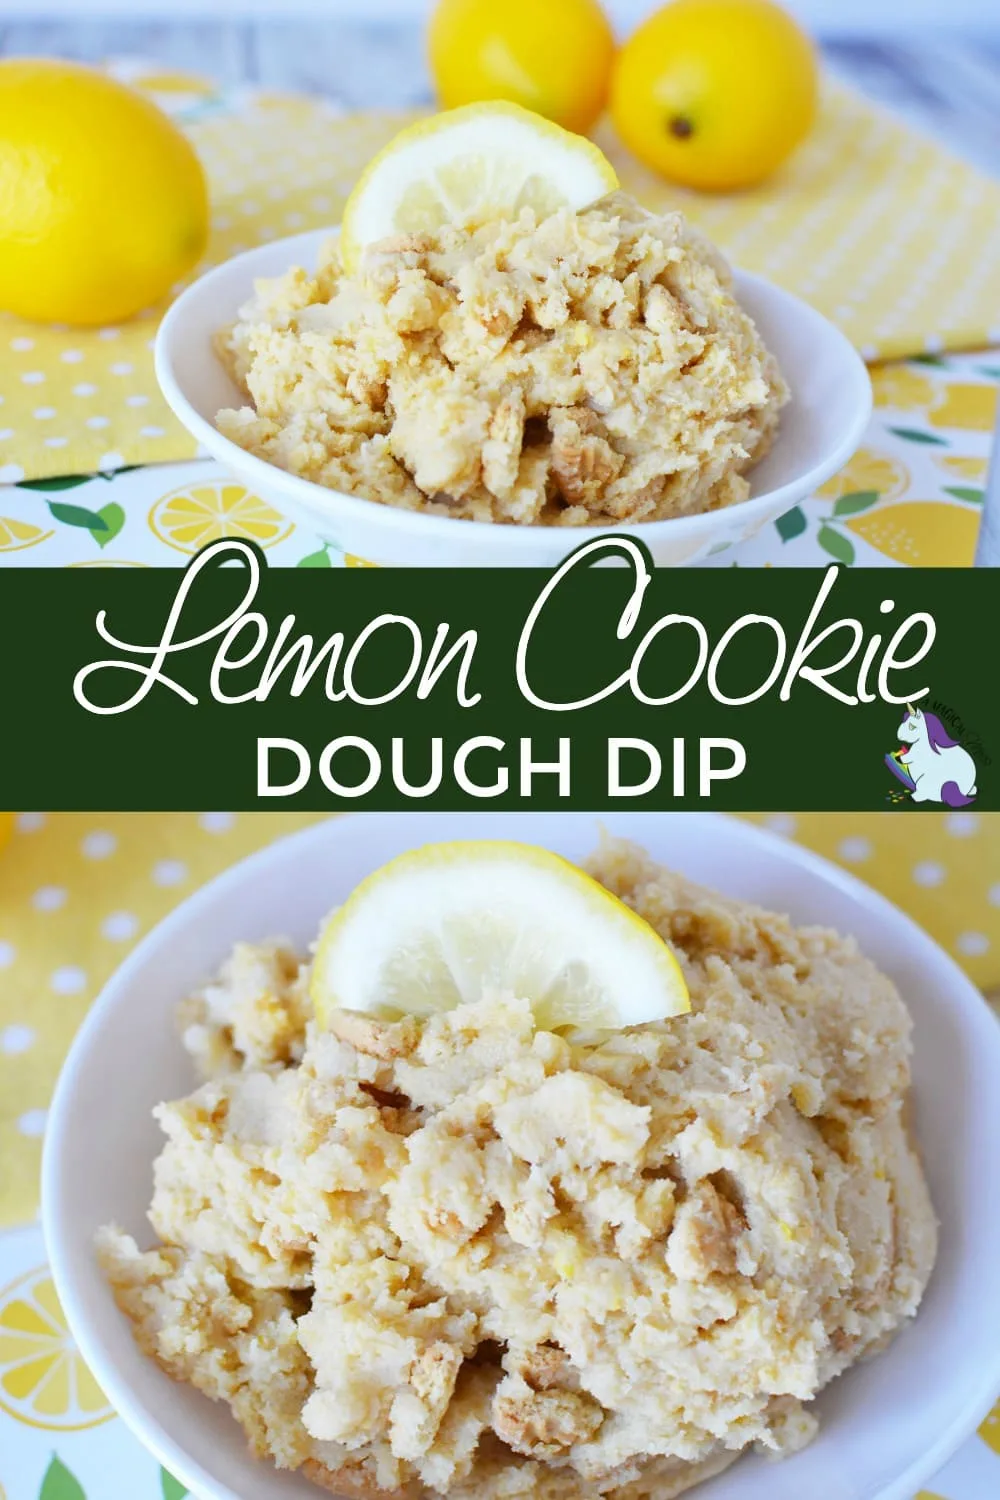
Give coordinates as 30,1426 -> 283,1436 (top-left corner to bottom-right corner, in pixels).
98,839 -> 935,1500
215,108 -> 787,527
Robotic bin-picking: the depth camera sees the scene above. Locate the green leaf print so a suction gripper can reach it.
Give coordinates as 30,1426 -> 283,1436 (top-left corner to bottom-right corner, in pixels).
160,1469 -> 189,1500
16,475 -> 91,493
39,1455 -> 86,1500
817,525 -> 856,566
297,545 -> 333,568
832,490 -> 880,518
774,505 -> 806,542
943,486 -> 985,505
47,502 -> 109,532
913,354 -> 947,367
887,426 -> 948,446
94,502 -> 126,548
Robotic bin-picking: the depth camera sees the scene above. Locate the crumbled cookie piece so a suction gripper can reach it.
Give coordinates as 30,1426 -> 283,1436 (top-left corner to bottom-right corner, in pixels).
216,195 -> 787,526
99,838 -> 936,1500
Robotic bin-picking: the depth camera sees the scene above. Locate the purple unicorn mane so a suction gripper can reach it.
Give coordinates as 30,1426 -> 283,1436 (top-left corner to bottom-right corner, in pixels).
923,712 -> 961,753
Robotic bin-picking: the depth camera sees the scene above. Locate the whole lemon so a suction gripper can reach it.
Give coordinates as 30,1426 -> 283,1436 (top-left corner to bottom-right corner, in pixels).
0,60 -> 209,325
429,0 -> 615,135
611,0 -> 818,191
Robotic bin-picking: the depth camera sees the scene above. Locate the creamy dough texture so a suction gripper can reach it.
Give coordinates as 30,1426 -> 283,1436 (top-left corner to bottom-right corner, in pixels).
99,841 -> 936,1499
215,195 -> 788,526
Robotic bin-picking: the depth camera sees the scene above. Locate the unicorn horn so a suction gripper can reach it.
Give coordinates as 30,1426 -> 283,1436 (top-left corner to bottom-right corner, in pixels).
907,702 -> 915,715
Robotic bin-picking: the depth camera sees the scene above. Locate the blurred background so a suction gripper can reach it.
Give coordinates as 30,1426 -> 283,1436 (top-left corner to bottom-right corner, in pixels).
0,0 -> 998,171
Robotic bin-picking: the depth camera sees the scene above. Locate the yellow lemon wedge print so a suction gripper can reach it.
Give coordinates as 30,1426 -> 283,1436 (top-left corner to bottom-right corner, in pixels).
0,1266 -> 114,1431
344,554 -> 380,568
929,383 -> 997,432
980,1396 -> 1000,1454
845,501 -> 980,567
815,449 -> 909,505
149,481 -> 294,554
132,70 -> 216,97
0,517 -> 54,553
934,454 -> 987,481
869,366 -> 938,411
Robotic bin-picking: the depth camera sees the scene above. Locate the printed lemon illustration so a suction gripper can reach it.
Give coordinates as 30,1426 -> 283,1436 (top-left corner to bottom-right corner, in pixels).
149,482 -> 294,553
611,0 -> 818,190
0,517 -> 54,553
0,813 -> 13,851
344,554 -> 380,568
816,449 -> 909,505
929,382 -> 997,432
0,1266 -> 114,1431
132,70 -> 216,97
429,0 -> 615,135
870,366 -> 937,411
980,1397 -> 1000,1454
934,454 -> 987,481
310,841 -> 690,1032
845,501 -> 980,567
0,60 -> 208,325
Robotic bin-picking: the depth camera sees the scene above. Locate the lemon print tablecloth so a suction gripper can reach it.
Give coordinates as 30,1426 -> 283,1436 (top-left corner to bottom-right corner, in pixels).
0,811 -> 998,1499
1,60 -> 1000,488
0,347 -> 994,569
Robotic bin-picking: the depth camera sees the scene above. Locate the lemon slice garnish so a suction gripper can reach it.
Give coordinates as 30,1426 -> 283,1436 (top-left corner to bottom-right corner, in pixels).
339,102 -> 619,273
310,841 -> 689,1032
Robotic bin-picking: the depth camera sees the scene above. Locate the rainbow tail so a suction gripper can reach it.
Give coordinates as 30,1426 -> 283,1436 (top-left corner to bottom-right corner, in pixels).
885,753 -> 916,792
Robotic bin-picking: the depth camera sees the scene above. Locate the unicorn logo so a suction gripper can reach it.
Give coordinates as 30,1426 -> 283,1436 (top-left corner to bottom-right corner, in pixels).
886,703 -> 978,807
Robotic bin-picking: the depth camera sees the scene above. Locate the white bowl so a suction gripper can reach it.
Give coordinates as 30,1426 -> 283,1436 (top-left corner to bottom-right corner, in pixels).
42,812 -> 1000,1500
156,233 -> 872,567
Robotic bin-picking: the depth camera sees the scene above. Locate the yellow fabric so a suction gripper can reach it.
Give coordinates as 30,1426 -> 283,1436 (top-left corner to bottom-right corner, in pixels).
1,65 -> 999,484
0,810 -> 998,1229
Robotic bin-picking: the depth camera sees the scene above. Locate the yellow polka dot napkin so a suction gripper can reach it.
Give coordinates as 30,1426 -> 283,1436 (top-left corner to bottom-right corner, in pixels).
2,65 -> 1000,484
1,811 -> 998,1229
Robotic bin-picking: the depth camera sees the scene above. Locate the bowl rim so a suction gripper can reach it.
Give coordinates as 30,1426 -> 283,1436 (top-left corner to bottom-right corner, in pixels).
155,230 -> 874,552
40,810 -> 1000,1500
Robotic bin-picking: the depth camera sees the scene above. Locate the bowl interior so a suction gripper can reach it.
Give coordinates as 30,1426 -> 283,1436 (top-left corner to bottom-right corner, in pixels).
44,811 -> 1000,1500
159,230 -> 871,532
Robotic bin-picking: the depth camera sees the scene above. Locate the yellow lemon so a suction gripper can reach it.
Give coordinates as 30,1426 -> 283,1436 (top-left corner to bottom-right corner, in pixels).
611,0 -> 818,191
0,60 -> 208,326
340,103 -> 618,272
149,481 -> 293,553
310,841 -> 690,1033
344,554 -> 380,568
0,813 -> 13,851
870,366 -> 938,411
845,500 -> 981,567
815,449 -> 909,504
928,382 -> 997,432
0,1266 -> 114,1431
428,0 -> 615,135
